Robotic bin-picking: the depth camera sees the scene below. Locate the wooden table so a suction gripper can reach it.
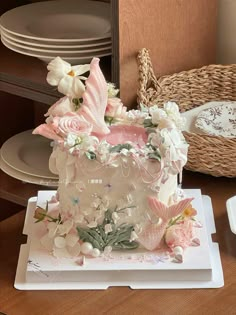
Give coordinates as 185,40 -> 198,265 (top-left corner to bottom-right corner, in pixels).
0,170 -> 235,315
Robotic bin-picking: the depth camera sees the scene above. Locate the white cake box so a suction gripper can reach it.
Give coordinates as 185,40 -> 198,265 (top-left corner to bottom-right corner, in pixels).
227,196 -> 236,234
15,189 -> 224,290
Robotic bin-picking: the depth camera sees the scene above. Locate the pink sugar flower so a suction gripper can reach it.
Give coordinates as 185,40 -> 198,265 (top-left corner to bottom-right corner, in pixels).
55,112 -> 93,137
105,97 -> 127,119
165,220 -> 196,249
45,96 -> 74,118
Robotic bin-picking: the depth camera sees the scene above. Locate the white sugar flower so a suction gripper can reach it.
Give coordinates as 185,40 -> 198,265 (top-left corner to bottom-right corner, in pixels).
163,102 -> 186,130
57,219 -> 74,235
125,110 -> 149,124
105,224 -> 113,234
107,82 -> 119,98
160,128 -> 183,150
47,221 -> 58,238
53,234 -> 81,258
66,133 -> 79,147
149,106 -> 167,125
87,221 -> 98,228
164,101 -> 179,116
97,140 -> 111,163
79,135 -> 99,152
112,211 -> 120,223
40,218 -> 81,258
130,231 -> 138,241
120,148 -> 129,156
46,57 -> 90,98
148,131 -> 162,148
74,214 -> 85,224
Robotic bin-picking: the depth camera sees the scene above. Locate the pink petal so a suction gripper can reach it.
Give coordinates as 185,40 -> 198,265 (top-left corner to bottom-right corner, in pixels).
33,124 -> 62,141
147,197 -> 168,220
80,58 -> 110,135
147,196 -> 194,221
191,238 -> 200,246
168,198 -> 194,218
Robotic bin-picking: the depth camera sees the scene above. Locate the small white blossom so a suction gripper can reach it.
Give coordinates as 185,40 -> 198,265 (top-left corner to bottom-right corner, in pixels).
66,133 -> 78,147
103,246 -> 113,255
105,224 -> 113,234
130,231 -> 138,241
125,110 -> 149,124
149,106 -> 167,125
107,82 -> 119,98
120,148 -> 129,156
163,102 -> 186,130
54,236 -> 66,248
87,221 -> 98,228
57,219 -> 74,235
74,214 -> 85,224
112,212 -> 120,223
47,222 -> 58,238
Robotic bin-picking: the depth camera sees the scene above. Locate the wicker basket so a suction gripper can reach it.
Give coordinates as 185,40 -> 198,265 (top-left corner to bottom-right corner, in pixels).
137,48 -> 236,177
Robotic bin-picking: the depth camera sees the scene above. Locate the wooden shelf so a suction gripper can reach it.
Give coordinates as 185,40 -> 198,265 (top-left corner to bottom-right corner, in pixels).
0,44 -> 112,105
0,170 -> 50,207
0,44 -> 60,104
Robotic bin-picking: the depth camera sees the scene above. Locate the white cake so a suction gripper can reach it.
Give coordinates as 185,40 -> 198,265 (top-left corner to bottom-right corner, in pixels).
33,56 -> 199,263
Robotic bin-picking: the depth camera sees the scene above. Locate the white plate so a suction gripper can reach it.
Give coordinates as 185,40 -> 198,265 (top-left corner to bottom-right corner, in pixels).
1,33 -> 112,54
0,0 -> 111,41
1,130 -> 58,179
14,191 -> 224,289
1,37 -> 112,64
0,154 -> 58,187
226,196 -> 236,234
0,27 -> 112,48
194,101 -> 236,138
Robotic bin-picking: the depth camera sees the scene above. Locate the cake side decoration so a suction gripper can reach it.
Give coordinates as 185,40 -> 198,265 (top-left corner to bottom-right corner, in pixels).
33,57 -> 200,263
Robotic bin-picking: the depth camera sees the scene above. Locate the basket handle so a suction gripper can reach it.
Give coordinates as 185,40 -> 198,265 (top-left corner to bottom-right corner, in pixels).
137,48 -> 161,105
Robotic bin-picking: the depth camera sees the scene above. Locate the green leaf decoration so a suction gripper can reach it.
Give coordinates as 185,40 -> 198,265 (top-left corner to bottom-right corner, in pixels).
145,127 -> 157,135
105,115 -> 114,125
139,103 -> 149,113
143,118 -> 157,128
148,152 -> 161,161
77,207 -> 138,251
72,98 -> 82,111
46,201 -> 49,213
109,143 -> 133,153
113,240 -> 139,250
85,151 -> 96,160
34,203 -> 61,224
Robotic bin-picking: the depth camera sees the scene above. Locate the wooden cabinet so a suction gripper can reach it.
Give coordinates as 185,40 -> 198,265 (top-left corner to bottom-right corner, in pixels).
0,0 -> 218,212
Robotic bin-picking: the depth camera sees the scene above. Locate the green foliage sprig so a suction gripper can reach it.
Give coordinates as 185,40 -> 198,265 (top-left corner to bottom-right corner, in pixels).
34,201 -> 61,224
77,207 -> 138,251
109,143 -> 133,153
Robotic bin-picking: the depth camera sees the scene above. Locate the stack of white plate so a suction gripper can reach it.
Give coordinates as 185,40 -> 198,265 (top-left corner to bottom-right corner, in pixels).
0,130 -> 58,187
0,0 -> 111,64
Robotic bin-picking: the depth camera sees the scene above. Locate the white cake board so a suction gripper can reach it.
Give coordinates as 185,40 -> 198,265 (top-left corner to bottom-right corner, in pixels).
14,189 -> 224,290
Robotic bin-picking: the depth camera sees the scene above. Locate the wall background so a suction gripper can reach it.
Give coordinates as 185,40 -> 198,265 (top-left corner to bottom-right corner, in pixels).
217,0 -> 236,64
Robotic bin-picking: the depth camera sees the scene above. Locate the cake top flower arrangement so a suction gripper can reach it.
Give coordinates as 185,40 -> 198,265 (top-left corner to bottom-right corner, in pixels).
33,56 -> 188,177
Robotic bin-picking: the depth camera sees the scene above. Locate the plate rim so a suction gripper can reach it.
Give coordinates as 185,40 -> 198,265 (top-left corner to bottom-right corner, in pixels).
1,27 -> 112,48
0,153 -> 58,187
1,130 -> 58,179
1,36 -> 112,61
1,34 -> 112,54
0,0 -> 111,42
